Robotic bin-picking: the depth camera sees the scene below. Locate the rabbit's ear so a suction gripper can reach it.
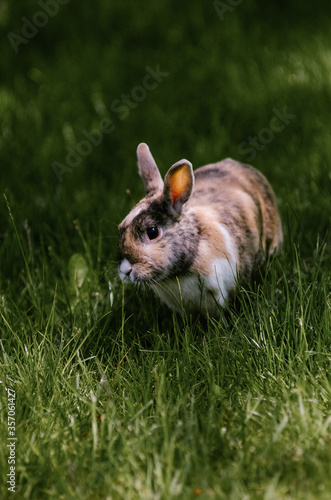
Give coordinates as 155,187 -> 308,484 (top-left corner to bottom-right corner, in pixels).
164,160 -> 194,215
137,143 -> 163,195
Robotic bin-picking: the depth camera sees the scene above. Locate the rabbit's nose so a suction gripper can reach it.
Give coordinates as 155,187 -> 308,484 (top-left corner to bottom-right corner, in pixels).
119,259 -> 133,283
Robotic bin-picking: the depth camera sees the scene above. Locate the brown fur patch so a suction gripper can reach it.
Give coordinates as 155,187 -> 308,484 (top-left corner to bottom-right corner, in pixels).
190,207 -> 232,276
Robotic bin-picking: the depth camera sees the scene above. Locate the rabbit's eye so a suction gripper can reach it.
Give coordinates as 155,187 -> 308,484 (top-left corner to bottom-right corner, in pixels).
146,226 -> 160,240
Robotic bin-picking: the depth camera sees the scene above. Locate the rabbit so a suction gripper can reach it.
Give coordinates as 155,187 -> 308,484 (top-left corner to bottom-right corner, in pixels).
118,143 -> 283,316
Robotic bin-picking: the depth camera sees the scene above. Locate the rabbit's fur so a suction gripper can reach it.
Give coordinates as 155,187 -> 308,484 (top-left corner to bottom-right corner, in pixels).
118,143 -> 283,316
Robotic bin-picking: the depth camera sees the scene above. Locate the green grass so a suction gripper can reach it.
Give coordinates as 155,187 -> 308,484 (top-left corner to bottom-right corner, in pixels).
1,0 -> 331,498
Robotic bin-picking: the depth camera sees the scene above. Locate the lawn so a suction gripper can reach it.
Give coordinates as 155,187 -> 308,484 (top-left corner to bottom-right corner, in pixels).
1,0 -> 331,498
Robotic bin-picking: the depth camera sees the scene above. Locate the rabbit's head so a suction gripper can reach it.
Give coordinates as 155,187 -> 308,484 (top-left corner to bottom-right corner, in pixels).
118,143 -> 200,286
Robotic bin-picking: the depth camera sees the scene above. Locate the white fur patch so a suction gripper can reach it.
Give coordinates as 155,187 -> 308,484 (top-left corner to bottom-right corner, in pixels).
216,223 -> 237,260
153,275 -> 203,313
206,257 -> 236,307
122,202 -> 147,226
206,223 -> 238,307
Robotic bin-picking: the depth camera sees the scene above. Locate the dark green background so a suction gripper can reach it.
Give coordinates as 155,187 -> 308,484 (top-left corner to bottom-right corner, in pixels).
1,0 -> 331,285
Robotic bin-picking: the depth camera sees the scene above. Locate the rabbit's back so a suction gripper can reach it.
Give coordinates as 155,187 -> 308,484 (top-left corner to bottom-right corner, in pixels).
187,158 -> 283,281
